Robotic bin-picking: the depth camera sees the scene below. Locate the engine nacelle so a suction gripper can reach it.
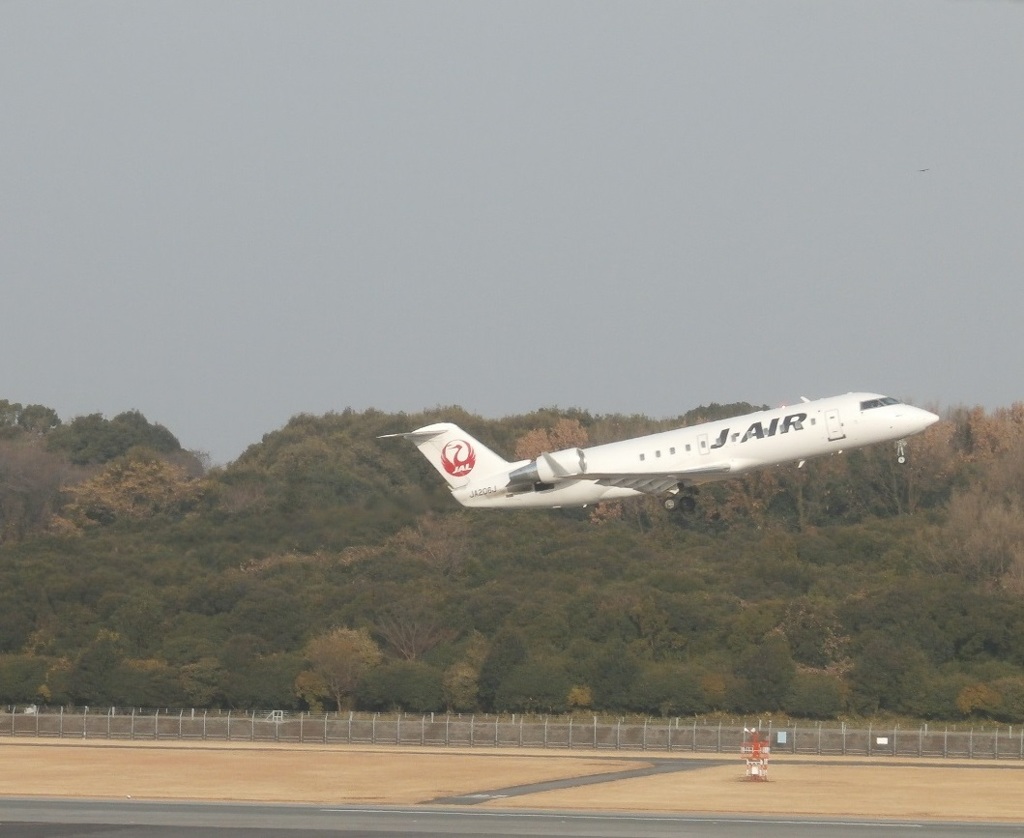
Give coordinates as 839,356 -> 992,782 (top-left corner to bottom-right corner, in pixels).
506,448 -> 586,489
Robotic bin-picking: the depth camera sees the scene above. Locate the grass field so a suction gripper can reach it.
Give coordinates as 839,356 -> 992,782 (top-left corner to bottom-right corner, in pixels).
1,739 -> 1022,823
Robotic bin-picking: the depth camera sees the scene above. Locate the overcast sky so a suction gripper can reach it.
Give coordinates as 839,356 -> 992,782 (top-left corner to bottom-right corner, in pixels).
3,2 -> 1023,464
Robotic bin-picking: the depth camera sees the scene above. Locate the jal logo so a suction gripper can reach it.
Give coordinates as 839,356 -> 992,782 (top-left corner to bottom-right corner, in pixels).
441,439 -> 476,476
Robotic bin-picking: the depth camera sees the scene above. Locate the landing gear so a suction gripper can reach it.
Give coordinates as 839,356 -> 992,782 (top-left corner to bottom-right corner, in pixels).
663,488 -> 697,512
896,439 -> 907,465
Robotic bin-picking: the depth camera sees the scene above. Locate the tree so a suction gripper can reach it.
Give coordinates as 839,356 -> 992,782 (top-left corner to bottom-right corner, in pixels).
0,654 -> 49,703
494,658 -> 571,713
303,628 -> 382,711
944,487 -> 1024,587
734,635 -> 796,712
477,629 -> 528,712
47,410 -> 181,465
587,642 -> 641,711
787,672 -> 844,718
0,401 -> 60,437
358,660 -> 444,712
181,657 -> 227,707
629,662 -> 706,716
388,512 -> 471,578
0,436 -> 67,542
848,631 -> 932,715
514,418 -> 589,460
54,452 -> 204,530
67,630 -> 126,705
442,632 -> 488,711
375,601 -> 454,661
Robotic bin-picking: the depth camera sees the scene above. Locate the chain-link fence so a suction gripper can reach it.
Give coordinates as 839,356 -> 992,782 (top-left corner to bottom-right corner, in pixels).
4,707 -> 1022,760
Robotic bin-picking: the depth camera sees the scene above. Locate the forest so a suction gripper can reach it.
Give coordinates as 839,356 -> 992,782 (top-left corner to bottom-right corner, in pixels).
1,395 -> 1023,722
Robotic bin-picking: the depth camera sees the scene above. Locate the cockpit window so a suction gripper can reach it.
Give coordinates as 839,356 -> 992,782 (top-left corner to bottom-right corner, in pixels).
859,396 -> 900,410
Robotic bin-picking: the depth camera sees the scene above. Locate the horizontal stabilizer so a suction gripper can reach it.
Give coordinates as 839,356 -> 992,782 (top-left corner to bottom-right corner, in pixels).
377,428 -> 448,442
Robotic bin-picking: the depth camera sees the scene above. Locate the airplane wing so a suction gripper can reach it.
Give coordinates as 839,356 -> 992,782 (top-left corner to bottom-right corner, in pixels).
582,463 -> 733,496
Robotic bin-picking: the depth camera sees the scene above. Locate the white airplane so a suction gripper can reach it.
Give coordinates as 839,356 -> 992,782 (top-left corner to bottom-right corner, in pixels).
381,392 -> 939,510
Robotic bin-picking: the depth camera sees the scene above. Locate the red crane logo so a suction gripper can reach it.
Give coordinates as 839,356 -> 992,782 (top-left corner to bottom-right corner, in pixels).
440,439 -> 476,477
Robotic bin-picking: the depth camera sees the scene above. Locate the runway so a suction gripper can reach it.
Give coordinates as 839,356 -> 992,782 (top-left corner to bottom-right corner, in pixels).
1,799 -> 1023,838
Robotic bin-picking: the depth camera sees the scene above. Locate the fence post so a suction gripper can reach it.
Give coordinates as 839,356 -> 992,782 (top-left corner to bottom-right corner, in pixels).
569,716 -> 573,750
593,715 -> 597,749
692,718 -> 697,752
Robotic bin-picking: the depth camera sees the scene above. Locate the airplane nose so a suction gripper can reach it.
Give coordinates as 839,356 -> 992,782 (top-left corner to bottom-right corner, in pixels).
902,406 -> 940,434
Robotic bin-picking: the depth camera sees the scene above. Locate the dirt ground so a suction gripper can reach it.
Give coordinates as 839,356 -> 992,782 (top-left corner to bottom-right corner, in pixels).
1,739 -> 1023,823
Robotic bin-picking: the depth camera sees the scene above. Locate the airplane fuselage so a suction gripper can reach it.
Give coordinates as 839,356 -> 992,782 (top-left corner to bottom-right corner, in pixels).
450,392 -> 937,508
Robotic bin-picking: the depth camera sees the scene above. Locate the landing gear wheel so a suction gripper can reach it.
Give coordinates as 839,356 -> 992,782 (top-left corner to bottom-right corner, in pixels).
663,497 -> 677,511
896,439 -> 907,465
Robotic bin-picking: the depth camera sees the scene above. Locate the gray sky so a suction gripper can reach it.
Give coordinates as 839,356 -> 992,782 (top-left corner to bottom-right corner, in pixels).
3,1 -> 1023,464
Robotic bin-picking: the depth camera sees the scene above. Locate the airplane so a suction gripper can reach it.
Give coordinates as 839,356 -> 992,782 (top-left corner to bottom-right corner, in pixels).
380,392 -> 939,510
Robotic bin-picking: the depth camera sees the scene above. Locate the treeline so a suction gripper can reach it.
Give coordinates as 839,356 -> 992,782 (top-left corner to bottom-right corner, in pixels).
1,397 -> 1024,722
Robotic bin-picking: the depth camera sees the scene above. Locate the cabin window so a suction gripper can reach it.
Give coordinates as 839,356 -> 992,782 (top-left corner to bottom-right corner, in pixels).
639,453 -> 646,462
685,444 -> 691,452
656,450 -> 661,458
669,447 -> 676,455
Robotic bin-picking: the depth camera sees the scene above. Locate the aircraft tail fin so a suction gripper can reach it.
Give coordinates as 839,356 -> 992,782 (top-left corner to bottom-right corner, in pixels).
379,423 -> 512,489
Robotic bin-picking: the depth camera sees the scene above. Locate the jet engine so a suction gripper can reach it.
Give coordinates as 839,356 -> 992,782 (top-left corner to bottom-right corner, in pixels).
506,448 -> 586,489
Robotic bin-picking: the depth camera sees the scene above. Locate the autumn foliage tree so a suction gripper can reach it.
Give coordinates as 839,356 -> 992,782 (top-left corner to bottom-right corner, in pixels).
514,418 -> 589,460
53,452 -> 205,531
301,628 -> 383,711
